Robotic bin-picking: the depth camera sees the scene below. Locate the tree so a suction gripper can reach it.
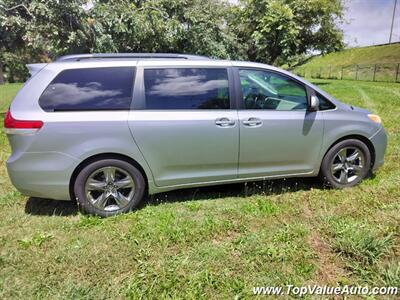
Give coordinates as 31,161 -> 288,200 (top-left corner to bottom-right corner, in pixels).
0,1 -> 90,82
0,0 -> 344,82
0,0 -> 239,56
0,2 -> 34,83
0,0 -> 241,81
83,0 -> 240,58
230,0 -> 344,65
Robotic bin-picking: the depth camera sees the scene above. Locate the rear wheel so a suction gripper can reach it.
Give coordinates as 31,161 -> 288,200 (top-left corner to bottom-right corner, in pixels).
320,139 -> 371,188
74,159 -> 145,217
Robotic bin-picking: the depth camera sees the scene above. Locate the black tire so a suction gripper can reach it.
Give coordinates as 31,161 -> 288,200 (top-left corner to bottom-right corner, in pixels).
320,139 -> 371,188
74,159 -> 146,217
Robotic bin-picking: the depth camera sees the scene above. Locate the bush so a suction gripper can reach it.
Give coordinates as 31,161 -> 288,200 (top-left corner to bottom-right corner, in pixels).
1,53 -> 30,83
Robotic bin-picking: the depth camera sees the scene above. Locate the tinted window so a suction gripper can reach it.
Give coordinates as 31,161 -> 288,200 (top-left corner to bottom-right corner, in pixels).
144,68 -> 230,109
317,92 -> 336,110
39,67 -> 134,111
239,69 -> 307,110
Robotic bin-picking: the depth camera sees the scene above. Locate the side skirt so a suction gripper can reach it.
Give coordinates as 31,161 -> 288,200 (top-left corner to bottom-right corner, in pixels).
148,170 -> 316,194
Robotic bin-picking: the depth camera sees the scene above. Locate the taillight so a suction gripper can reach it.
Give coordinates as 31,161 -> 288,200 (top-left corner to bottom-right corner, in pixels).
4,110 -> 43,129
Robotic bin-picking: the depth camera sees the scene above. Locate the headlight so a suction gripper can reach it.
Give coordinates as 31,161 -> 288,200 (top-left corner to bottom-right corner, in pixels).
368,114 -> 382,124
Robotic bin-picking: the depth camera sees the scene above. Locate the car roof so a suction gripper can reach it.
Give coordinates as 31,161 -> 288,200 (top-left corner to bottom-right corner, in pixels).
54,53 -> 277,68
56,53 -> 211,62
52,53 -> 282,70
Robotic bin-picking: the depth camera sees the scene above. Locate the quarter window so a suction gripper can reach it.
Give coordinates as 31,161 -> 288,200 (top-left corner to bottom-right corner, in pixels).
239,69 -> 307,110
316,92 -> 336,110
39,67 -> 135,111
143,68 -> 230,109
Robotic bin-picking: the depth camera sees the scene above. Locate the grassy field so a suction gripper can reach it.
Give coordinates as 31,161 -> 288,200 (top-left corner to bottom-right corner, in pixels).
0,83 -> 22,112
294,44 -> 400,82
0,80 -> 399,299
296,43 -> 400,68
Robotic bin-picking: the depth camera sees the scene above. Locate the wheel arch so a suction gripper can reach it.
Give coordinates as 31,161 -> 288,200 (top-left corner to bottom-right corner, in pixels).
69,153 -> 149,201
323,134 -> 375,169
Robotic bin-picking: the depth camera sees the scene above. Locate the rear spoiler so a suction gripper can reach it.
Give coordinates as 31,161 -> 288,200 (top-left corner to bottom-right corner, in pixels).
27,63 -> 47,77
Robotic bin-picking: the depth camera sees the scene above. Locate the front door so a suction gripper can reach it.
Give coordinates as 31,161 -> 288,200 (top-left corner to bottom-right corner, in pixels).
128,67 -> 239,187
237,68 -> 324,178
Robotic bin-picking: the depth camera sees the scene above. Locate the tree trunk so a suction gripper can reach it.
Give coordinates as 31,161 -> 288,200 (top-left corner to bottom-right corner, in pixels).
0,61 -> 5,85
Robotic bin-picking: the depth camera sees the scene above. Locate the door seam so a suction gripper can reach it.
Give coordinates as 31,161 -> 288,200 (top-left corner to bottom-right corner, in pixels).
236,109 -> 240,179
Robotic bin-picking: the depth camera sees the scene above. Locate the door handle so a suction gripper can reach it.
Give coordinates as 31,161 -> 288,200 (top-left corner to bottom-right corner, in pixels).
215,118 -> 235,127
243,118 -> 262,127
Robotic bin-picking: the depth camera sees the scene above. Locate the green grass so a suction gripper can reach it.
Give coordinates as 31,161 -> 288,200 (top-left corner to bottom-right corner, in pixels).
299,44 -> 400,68
0,80 -> 399,298
0,83 -> 22,112
295,44 -> 400,82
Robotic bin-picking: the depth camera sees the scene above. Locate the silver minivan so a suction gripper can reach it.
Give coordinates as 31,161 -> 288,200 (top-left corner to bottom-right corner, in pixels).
5,53 -> 387,217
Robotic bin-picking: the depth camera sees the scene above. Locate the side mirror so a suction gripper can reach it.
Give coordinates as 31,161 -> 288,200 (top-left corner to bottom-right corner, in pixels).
309,95 -> 320,111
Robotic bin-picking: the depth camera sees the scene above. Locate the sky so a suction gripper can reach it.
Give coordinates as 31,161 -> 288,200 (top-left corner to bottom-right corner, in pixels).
341,0 -> 400,47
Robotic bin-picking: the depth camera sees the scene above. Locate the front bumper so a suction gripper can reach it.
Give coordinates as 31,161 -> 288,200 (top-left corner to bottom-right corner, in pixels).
369,127 -> 387,171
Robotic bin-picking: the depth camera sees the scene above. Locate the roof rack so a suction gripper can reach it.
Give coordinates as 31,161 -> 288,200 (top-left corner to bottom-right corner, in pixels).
56,53 -> 211,62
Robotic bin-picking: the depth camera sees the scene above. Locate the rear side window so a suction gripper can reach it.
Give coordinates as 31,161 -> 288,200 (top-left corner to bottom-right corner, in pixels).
143,68 -> 230,109
39,67 -> 135,111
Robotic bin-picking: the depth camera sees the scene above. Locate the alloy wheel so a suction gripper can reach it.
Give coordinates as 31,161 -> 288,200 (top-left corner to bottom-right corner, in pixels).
84,166 -> 135,211
330,147 -> 365,184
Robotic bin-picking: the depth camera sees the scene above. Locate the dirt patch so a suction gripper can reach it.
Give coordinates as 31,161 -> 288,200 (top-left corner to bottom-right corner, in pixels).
301,198 -> 348,285
308,231 -> 347,285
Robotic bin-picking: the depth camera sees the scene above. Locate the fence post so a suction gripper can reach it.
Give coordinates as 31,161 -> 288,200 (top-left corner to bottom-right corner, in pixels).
0,62 -> 4,85
355,65 -> 359,80
373,64 -> 377,82
329,65 -> 332,78
341,66 -> 343,80
320,67 -> 322,78
396,63 -> 399,82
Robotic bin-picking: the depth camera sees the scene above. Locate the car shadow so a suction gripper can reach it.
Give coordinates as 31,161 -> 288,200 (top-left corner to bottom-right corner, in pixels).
25,177 -> 325,216
25,197 -> 78,216
144,177 -> 324,207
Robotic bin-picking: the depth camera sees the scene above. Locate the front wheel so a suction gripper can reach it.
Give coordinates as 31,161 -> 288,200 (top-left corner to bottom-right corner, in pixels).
320,139 -> 371,188
74,159 -> 146,217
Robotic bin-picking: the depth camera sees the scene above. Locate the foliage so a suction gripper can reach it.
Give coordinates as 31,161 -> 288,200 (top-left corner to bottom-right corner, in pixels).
230,0 -> 344,66
0,0 -> 345,82
0,0 -> 238,55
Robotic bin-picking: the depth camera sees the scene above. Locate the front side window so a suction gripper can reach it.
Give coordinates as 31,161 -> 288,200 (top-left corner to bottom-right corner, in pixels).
239,69 -> 307,110
144,68 -> 230,109
39,67 -> 135,111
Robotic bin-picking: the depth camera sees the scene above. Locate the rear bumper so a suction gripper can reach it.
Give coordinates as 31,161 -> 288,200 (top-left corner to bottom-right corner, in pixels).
6,151 -> 79,200
370,127 -> 387,171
